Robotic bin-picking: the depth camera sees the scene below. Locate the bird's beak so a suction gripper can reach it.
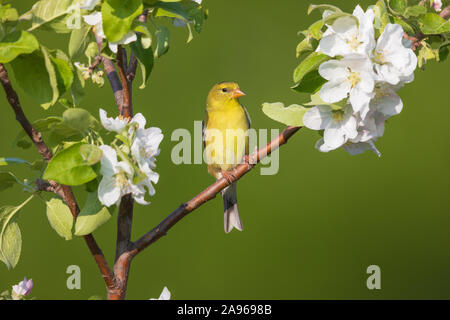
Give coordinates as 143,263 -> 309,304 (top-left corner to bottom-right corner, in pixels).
232,88 -> 246,98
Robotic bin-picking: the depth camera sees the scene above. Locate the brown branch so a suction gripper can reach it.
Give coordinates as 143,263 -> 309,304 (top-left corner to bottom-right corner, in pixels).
88,55 -> 102,73
440,6 -> 450,19
0,63 -> 115,291
129,127 -> 300,254
116,45 -> 132,118
93,31 -> 123,111
109,126 -> 301,299
115,194 -> 134,262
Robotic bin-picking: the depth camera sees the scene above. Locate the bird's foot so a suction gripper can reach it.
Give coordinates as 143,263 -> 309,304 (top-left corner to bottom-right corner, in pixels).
221,170 -> 236,184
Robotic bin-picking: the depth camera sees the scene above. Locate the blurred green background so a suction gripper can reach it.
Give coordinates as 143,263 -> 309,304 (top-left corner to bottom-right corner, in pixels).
1,0 -> 450,299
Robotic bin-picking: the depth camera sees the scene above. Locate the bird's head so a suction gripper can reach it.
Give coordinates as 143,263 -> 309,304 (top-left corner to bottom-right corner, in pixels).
207,82 -> 246,109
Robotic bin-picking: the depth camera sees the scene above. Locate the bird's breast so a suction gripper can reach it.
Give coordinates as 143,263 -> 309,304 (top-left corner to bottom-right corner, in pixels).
205,106 -> 249,173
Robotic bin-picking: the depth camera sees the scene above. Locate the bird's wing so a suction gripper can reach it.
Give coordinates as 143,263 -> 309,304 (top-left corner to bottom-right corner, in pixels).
242,105 -> 251,128
202,111 -> 209,149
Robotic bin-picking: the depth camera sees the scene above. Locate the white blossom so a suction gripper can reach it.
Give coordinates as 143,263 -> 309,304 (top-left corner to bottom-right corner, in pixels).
80,0 -> 99,11
344,140 -> 381,157
83,12 -> 137,53
317,5 -> 375,57
130,115 -> 163,198
373,23 -> 417,85
319,54 -> 376,117
12,277 -> 33,300
303,104 -> 358,150
99,108 -> 128,133
97,145 -> 148,207
150,287 -> 171,300
370,82 -> 403,117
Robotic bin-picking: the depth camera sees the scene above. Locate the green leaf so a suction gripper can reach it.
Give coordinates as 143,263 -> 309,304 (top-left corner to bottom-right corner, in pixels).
71,67 -> 86,106
293,52 -> 329,83
45,198 -> 73,240
130,35 -> 154,89
372,0 -> 390,34
0,157 -> 29,166
296,38 -> 313,58
101,0 -> 144,43
0,4 -> 19,23
404,5 -> 427,18
62,108 -> 98,132
262,102 -> 308,127
393,17 -> 414,34
419,13 -> 450,34
307,4 -> 342,15
0,195 -> 33,269
79,144 -> 102,165
308,20 -> 325,40
69,23 -> 92,59
388,0 -> 406,15
51,55 -> 74,95
43,143 -> 98,186
0,222 -> 21,270
11,48 -> 61,109
74,192 -> 111,236
29,0 -> 75,32
85,41 -> 99,60
417,43 -> 440,67
0,31 -> 39,63
291,70 -> 326,94
41,46 -> 61,109
154,25 -> 170,58
0,172 -> 17,192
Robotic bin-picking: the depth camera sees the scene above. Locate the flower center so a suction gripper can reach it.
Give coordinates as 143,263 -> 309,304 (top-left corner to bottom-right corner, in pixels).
140,145 -> 155,159
348,71 -> 360,88
374,50 -> 386,64
347,36 -> 362,51
332,110 -> 344,122
115,173 -> 131,193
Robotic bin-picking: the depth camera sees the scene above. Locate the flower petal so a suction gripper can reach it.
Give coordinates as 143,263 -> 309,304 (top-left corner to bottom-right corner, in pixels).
303,106 -> 333,130
320,79 -> 351,103
98,176 -> 120,207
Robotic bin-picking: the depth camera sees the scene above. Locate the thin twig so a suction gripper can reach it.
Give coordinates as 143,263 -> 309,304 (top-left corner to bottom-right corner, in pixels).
88,55 -> 102,73
93,31 -> 123,111
0,63 -> 116,291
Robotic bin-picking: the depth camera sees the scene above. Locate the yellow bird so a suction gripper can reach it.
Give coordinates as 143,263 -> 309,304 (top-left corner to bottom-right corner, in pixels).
202,82 -> 251,233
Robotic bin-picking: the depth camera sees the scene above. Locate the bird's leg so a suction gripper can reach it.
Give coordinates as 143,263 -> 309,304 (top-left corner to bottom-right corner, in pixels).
221,170 -> 236,185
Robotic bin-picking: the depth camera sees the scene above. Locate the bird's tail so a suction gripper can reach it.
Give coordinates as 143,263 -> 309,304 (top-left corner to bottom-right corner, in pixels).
221,183 -> 243,233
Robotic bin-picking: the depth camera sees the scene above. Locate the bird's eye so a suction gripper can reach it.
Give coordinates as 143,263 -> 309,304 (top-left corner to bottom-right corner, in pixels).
221,88 -> 228,93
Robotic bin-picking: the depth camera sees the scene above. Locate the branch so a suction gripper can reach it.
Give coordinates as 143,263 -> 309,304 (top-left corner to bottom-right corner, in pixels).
93,31 -> 123,111
116,45 -> 132,118
115,194 -> 134,262
0,63 -> 115,291
131,126 -> 301,255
